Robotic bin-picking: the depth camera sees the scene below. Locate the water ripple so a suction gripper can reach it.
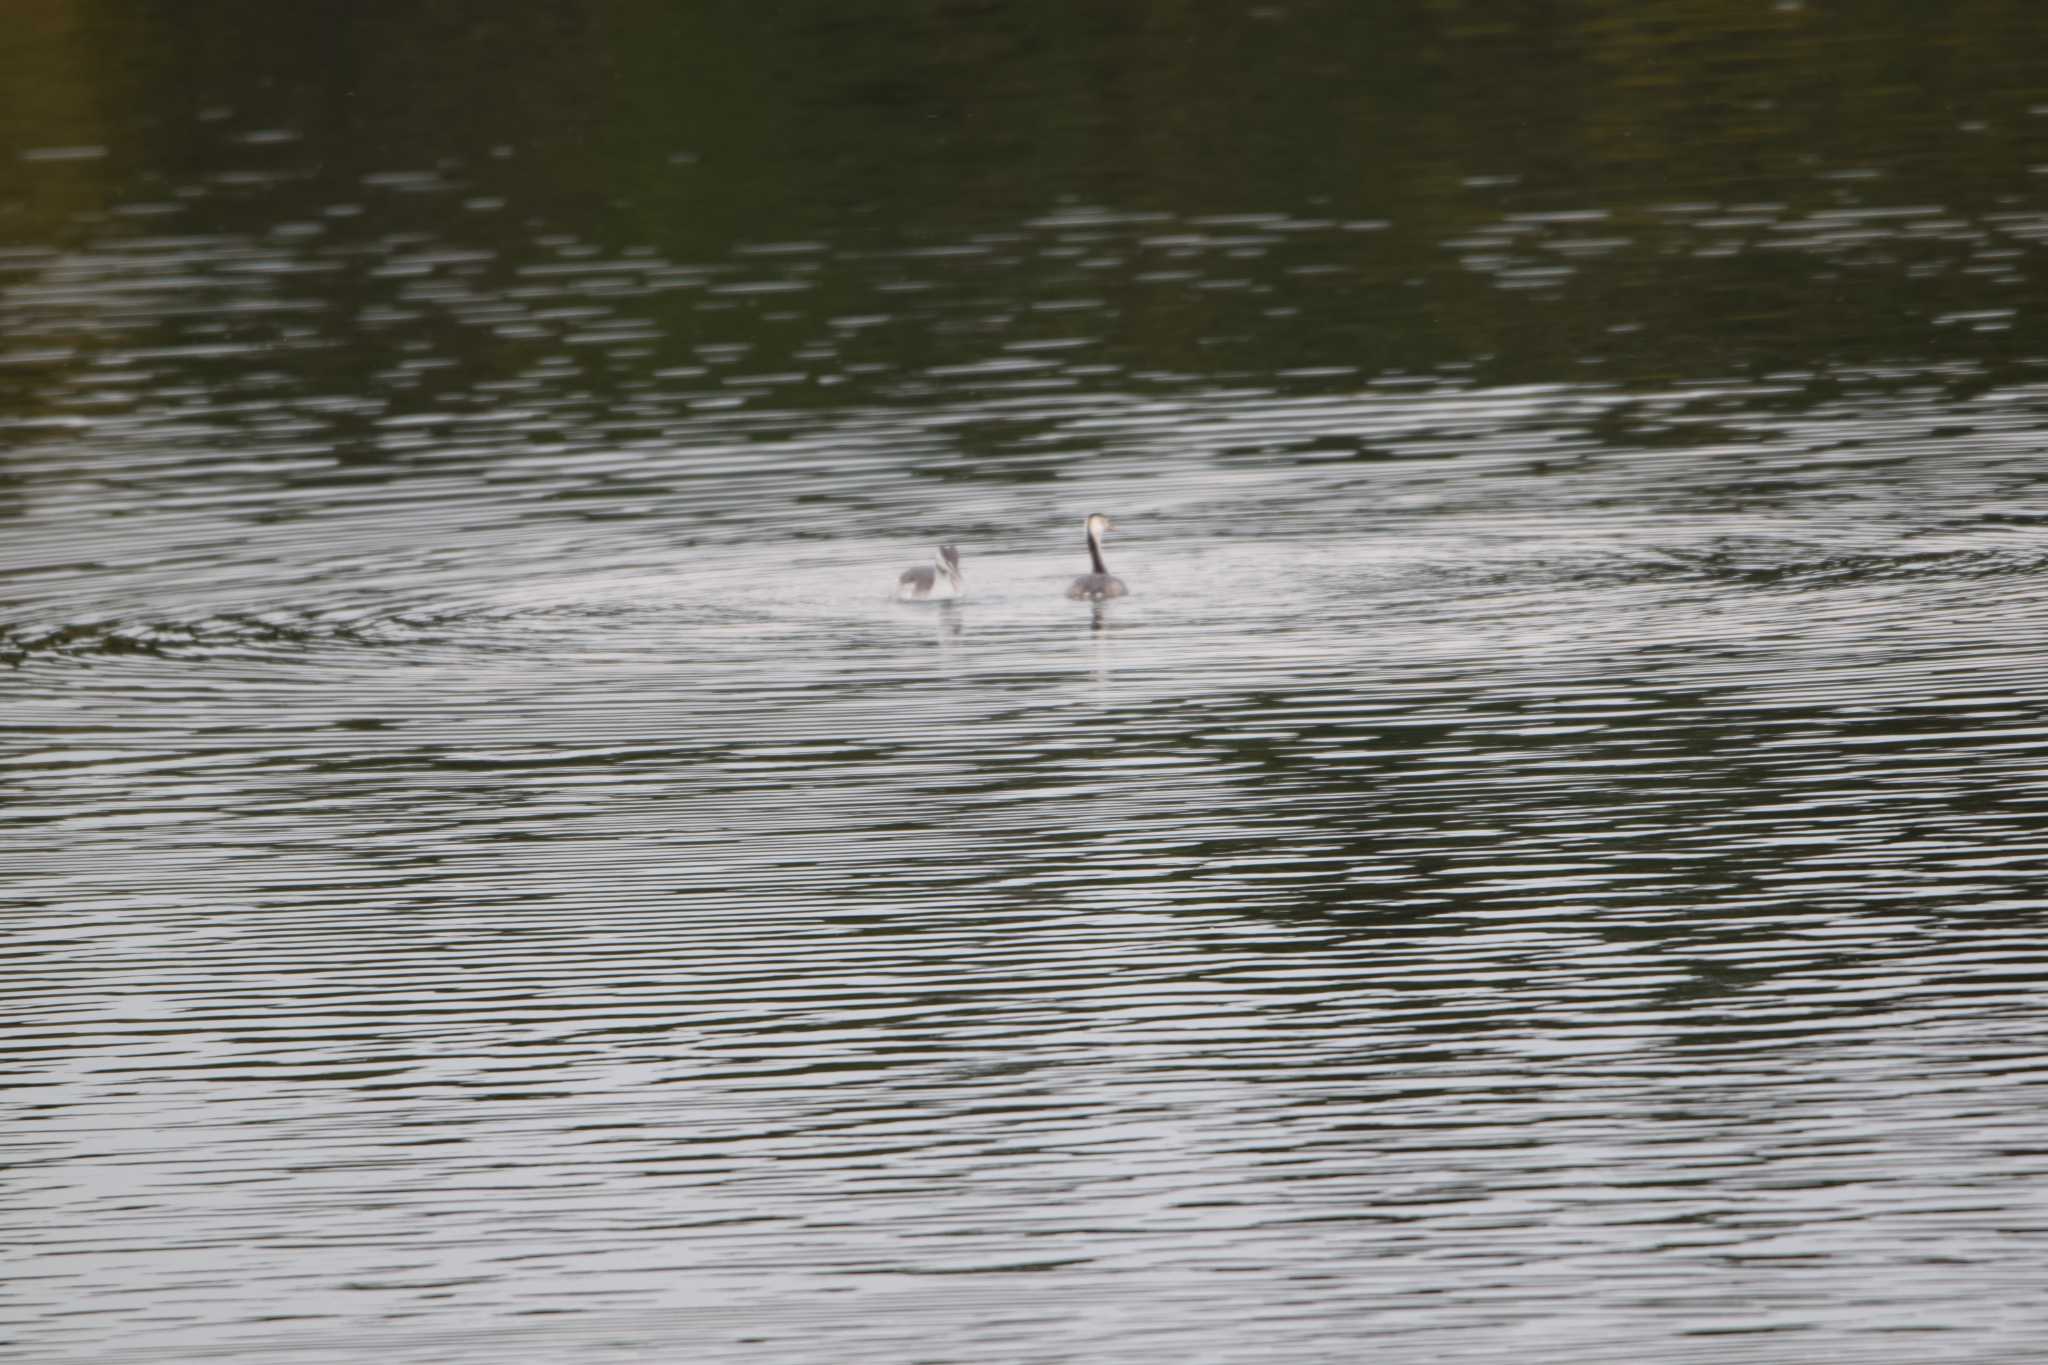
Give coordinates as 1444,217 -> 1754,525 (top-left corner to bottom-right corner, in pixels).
12,70 -> 2048,1365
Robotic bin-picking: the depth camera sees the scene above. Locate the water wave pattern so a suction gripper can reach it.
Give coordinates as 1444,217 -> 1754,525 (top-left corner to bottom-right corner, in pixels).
11,349 -> 2048,1362
10,142 -> 2048,1359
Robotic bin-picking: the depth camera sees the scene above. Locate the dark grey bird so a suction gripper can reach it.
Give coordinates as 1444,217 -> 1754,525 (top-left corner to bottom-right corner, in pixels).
1066,513 -> 1128,600
896,544 -> 963,601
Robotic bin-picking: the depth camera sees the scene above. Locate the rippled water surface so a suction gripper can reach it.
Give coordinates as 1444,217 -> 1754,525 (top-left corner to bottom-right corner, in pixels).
12,5 -> 2048,1362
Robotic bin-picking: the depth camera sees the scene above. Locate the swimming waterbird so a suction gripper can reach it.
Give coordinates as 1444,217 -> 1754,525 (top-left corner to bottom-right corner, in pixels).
897,544 -> 964,601
1066,513 -> 1127,601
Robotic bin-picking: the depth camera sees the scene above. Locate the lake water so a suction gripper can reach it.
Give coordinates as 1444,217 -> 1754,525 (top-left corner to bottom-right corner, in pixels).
10,5 -> 2048,1362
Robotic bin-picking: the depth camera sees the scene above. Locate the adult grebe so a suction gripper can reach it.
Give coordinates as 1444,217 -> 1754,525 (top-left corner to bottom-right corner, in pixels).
896,544 -> 963,601
1066,513 -> 1127,600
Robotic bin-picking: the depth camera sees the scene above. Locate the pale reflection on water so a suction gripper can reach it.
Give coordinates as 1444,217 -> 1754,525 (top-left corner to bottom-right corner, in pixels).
11,4 -> 2048,1361
14,372 -> 2048,1362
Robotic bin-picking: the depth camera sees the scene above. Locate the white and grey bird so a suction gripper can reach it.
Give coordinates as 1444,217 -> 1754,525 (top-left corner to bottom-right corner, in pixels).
1066,513 -> 1128,600
896,544 -> 964,601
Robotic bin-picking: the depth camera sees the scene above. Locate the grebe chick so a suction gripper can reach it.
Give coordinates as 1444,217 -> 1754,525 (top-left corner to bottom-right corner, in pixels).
1066,512 -> 1128,600
897,544 -> 963,601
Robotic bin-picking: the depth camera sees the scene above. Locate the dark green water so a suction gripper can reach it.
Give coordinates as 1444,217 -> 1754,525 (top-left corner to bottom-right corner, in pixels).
10,5 -> 2048,1362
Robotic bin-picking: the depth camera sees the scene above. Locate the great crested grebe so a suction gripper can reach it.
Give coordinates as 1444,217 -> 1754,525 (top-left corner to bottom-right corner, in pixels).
1066,513 -> 1127,600
896,544 -> 963,601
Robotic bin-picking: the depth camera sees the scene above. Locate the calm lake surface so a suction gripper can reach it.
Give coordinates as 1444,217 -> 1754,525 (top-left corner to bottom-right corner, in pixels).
11,5 -> 2048,1361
